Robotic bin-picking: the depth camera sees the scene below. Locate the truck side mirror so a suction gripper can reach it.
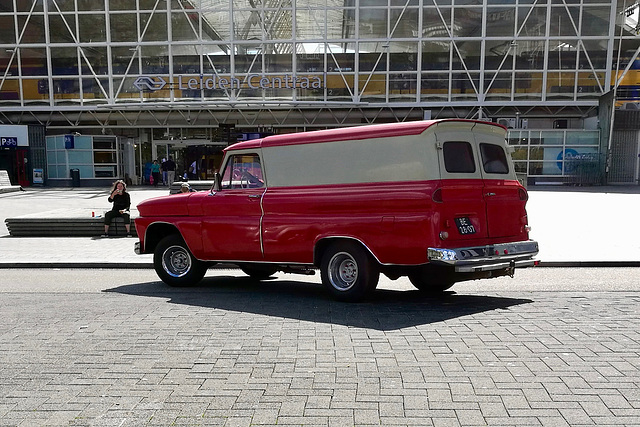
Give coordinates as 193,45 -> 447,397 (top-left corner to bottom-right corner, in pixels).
213,172 -> 221,192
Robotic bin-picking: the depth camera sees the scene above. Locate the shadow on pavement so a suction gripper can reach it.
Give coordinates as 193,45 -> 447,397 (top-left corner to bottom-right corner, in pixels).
105,276 -> 532,331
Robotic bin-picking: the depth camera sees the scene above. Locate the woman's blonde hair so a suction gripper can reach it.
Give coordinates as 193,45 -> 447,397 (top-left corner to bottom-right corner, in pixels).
110,179 -> 127,192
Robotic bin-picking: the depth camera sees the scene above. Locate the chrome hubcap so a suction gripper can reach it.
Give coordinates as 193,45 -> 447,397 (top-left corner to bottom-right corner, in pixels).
328,252 -> 358,291
162,245 -> 191,277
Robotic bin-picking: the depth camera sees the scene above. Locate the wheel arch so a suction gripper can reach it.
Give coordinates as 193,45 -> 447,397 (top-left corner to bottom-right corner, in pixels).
143,222 -> 183,254
313,236 -> 380,267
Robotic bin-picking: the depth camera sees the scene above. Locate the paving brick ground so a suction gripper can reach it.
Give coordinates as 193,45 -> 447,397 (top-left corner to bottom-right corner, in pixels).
0,279 -> 638,426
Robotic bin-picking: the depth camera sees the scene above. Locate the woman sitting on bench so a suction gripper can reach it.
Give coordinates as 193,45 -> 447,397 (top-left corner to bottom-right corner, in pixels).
103,179 -> 131,237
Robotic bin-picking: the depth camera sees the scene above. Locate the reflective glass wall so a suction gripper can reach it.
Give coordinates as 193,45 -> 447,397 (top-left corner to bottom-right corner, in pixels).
0,0 -> 629,108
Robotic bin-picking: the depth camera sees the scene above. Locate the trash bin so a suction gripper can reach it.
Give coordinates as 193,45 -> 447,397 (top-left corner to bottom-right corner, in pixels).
70,168 -> 80,187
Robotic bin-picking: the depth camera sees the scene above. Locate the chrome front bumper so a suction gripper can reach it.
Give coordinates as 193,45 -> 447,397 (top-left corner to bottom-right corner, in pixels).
427,240 -> 539,273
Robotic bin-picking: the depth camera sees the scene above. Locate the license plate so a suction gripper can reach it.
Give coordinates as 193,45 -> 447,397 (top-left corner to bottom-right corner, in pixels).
455,217 -> 476,235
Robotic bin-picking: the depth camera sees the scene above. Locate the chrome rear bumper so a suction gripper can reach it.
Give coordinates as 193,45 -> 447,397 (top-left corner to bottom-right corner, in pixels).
427,240 -> 539,273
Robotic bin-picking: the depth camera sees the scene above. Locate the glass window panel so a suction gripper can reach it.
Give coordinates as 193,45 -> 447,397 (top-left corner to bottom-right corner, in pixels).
359,73 -> 385,98
264,10 -> 292,40
235,51 -> 263,74
57,165 -> 69,178
141,46 -> 169,73
390,50 -> 417,71
443,141 -> 476,173
110,13 -> 138,43
20,48 -> 47,77
581,6 -> 611,36
486,7 -> 515,36
265,53 -> 292,73
540,131 -> 564,145
79,14 -> 106,42
566,131 -> 599,146
22,79 -> 49,102
82,78 -> 109,101
174,55 -> 201,74
172,11 -> 199,41
453,41 -> 481,70
421,73 -> 449,101
17,2 -> 43,12
326,74 -> 354,101
421,42 -> 450,71
579,41 -> 608,69
49,14 -> 77,43
140,0 -> 167,9
485,40 -> 515,70
111,46 -> 138,75
513,162 -> 527,174
390,7 -> 418,38
0,16 -> 16,43
296,9 -> 324,40
297,52 -> 324,73
484,72 -> 512,101
547,72 -> 575,99
547,40 -> 577,69
514,72 -> 542,100
423,7 -> 450,37
451,72 -> 478,100
549,6 -> 580,37
515,41 -> 545,70
18,15 -> 45,43
68,150 -> 93,163
56,151 -> 67,164
0,51 -> 18,77
517,6 -> 547,37
511,147 -> 528,162
389,73 -> 416,102
328,52 -> 354,73
94,151 -> 117,163
51,48 -> 78,75
480,143 -> 509,174
201,9 -> 230,40
359,52 -> 386,72
78,0 -> 105,11
359,8 -> 387,38
233,11 -> 264,40
453,7 -> 482,37
203,51 -> 230,74
140,13 -> 168,41
80,47 -> 108,75
575,72 -> 599,98
329,8 -> 355,39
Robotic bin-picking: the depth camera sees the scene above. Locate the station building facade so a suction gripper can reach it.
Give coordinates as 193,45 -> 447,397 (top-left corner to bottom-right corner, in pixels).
0,0 -> 638,186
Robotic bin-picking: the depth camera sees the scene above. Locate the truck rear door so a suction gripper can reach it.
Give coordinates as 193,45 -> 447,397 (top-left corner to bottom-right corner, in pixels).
476,134 -> 525,239
435,125 -> 488,243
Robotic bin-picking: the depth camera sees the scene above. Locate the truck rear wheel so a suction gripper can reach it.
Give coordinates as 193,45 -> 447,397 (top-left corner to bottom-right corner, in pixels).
320,242 -> 379,302
154,235 -> 207,287
408,265 -> 455,293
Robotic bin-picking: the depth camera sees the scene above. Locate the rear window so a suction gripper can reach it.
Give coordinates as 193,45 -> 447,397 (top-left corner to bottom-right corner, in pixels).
480,143 -> 509,174
443,141 -> 476,173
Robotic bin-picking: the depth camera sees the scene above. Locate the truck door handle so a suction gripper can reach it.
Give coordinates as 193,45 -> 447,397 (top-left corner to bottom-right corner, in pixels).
248,194 -> 262,199
485,192 -> 496,197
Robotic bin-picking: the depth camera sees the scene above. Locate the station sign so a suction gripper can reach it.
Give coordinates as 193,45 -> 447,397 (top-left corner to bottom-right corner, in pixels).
0,137 -> 17,147
134,74 -> 325,92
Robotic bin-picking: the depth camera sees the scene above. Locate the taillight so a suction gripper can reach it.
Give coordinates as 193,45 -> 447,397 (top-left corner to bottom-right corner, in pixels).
432,188 -> 443,203
518,188 -> 528,201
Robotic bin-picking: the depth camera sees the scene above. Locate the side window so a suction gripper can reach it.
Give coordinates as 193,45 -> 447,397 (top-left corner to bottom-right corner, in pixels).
443,141 -> 476,173
221,154 -> 264,189
480,143 -> 509,174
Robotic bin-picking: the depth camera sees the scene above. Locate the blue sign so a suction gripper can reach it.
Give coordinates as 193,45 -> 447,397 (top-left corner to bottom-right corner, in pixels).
0,137 -> 17,147
64,134 -> 74,149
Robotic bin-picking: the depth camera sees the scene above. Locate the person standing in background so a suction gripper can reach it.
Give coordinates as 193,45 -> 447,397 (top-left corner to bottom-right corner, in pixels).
165,156 -> 176,186
150,159 -> 161,187
161,158 -> 168,186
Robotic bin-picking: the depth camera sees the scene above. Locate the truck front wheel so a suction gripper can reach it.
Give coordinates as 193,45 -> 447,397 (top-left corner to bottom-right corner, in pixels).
154,235 -> 207,287
320,242 -> 379,302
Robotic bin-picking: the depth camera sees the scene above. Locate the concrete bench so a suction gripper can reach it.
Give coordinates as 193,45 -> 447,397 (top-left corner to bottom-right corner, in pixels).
5,209 -> 138,237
